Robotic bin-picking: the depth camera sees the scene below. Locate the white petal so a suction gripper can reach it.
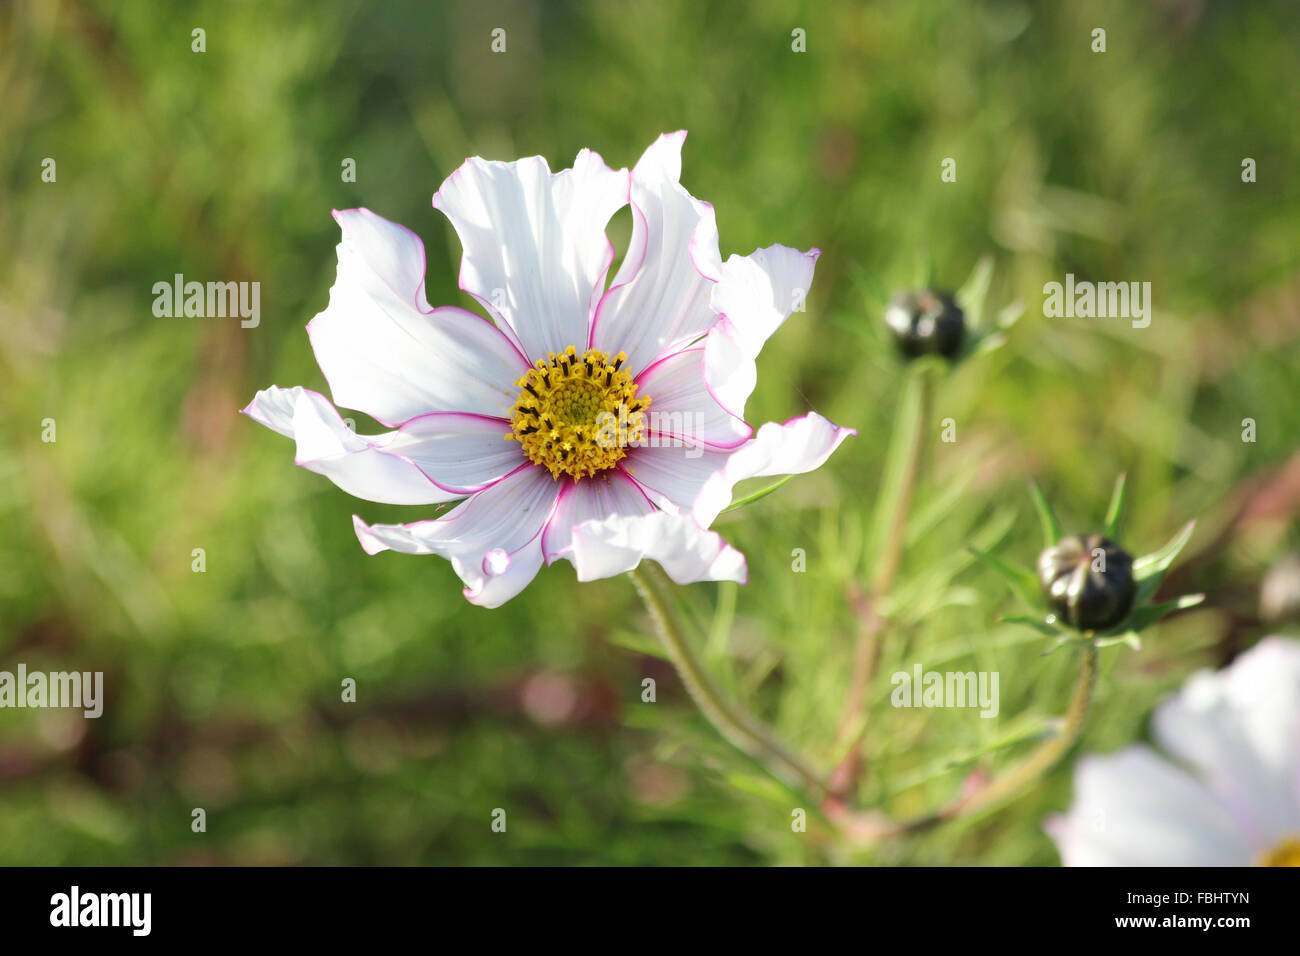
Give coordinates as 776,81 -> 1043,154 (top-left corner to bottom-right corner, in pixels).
692,413 -> 855,527
589,132 -> 723,376
1048,749 -> 1252,866
635,346 -> 750,449
705,244 -> 820,418
387,412 -> 524,495
305,208 -> 528,426
433,149 -> 629,360
569,511 -> 747,585
353,464 -> 561,607
1150,636 -> 1300,849
540,471 -> 655,564
242,386 -> 460,505
465,544 -> 548,608
242,383 -> 304,440
700,321 -> 754,422
620,443 -> 731,514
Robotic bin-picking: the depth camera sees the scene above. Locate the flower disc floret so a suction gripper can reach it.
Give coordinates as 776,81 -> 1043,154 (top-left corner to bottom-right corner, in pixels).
507,346 -> 650,480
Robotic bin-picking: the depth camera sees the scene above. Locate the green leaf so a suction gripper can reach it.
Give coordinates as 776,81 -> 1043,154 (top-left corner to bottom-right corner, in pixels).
969,547 -> 1040,608
867,364 -> 928,564
956,255 -> 994,327
905,469 -> 976,546
995,301 -> 1025,329
1039,633 -> 1071,656
1094,631 -> 1142,651
1028,480 -> 1063,549
605,628 -> 669,660
705,580 -> 739,661
720,474 -> 794,515
1103,472 -> 1128,540
999,613 -> 1061,637
1125,592 -> 1205,632
1134,519 -> 1197,586
971,330 -> 1007,356
723,772 -> 800,806
881,718 -> 1055,794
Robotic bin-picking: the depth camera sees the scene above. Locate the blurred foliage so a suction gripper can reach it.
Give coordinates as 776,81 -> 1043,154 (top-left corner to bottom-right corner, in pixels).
1,0 -> 1298,865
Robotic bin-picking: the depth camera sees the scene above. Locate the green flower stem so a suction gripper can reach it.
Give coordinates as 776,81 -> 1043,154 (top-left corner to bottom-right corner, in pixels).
868,363 -> 934,597
892,642 -> 1099,835
628,565 -> 826,797
831,363 -> 934,789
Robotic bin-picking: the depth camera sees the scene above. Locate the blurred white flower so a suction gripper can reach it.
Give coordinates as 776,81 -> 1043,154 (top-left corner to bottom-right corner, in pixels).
244,133 -> 852,606
1048,636 -> 1300,866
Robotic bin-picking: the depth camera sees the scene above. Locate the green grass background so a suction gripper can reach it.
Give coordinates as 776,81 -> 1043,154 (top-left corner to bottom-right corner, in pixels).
1,0 -> 1297,864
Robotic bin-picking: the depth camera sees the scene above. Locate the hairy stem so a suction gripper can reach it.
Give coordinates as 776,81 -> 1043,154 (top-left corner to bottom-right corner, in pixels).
629,565 -> 825,797
830,363 -> 933,793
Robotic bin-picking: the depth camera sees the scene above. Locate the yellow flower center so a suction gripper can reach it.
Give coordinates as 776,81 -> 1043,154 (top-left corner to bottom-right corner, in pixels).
1259,835 -> 1300,867
507,346 -> 651,481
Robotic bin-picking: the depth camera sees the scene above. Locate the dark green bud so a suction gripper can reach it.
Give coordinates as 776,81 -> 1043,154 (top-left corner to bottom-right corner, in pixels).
884,289 -> 965,359
1037,534 -> 1137,631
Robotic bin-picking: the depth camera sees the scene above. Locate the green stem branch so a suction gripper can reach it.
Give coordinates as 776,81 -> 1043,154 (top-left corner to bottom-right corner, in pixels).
629,565 -> 826,797
830,364 -> 933,791
890,642 -> 1099,835
868,364 -> 934,597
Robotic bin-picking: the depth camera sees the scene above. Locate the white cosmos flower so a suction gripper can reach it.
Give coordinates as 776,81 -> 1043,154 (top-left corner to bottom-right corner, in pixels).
1047,636 -> 1300,866
243,132 -> 853,607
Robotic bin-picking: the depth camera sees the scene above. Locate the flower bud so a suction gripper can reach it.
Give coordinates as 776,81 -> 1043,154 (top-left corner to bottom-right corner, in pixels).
884,289 -> 965,359
1037,534 -> 1137,631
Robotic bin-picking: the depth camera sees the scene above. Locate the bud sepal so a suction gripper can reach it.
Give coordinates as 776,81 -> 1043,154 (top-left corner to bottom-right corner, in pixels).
971,474 -> 1204,650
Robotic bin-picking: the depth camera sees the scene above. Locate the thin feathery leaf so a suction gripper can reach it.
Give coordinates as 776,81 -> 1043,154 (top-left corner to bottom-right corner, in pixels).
1094,632 -> 1142,651
1028,480 -> 1063,549
1125,593 -> 1205,632
1134,520 -> 1197,580
1000,614 -> 1062,637
721,475 -> 795,514
1103,472 -> 1128,540
996,301 -> 1025,329
970,547 -> 1040,608
956,255 -> 994,327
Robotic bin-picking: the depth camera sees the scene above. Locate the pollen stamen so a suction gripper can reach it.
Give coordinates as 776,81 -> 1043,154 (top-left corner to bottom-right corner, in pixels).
507,348 -> 649,480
